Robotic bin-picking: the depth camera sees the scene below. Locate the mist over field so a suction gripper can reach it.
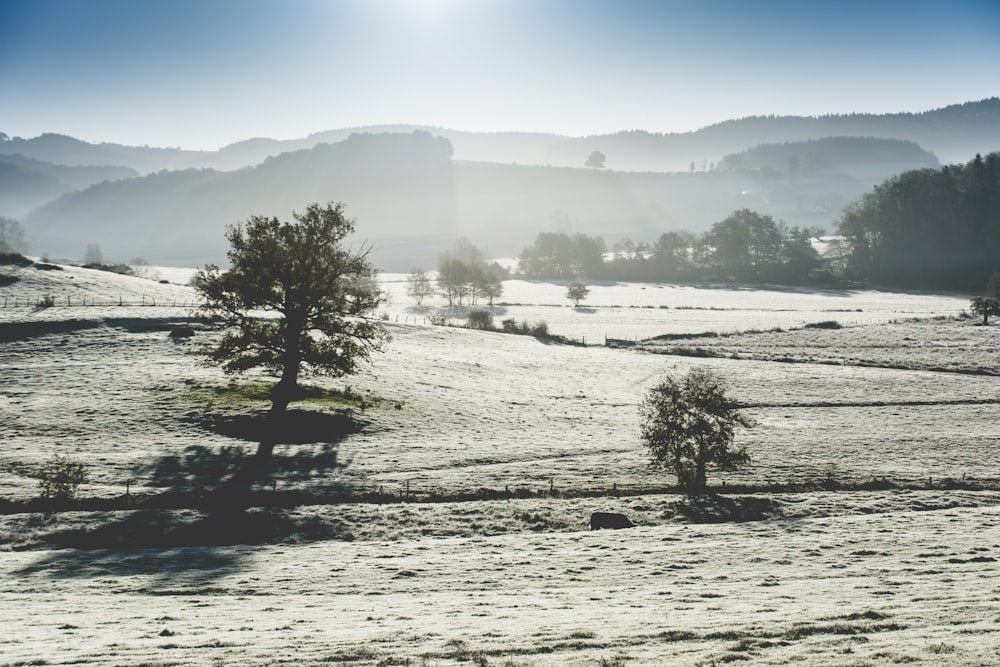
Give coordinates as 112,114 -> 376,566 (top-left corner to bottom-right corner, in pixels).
3,0 -> 1000,662
3,100 -> 998,270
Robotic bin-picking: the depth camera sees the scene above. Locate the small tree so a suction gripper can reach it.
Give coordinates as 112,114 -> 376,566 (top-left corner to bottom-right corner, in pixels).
970,297 -> 1000,325
37,454 -> 88,500
585,150 -> 606,168
406,268 -> 435,306
567,282 -> 590,307
639,367 -> 753,494
195,202 -> 389,461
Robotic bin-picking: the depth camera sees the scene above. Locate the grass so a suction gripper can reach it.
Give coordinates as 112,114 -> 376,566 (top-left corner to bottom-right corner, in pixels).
195,380 -> 386,410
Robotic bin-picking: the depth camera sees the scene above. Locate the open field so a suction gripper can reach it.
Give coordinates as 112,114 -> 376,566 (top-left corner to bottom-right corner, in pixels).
1,262 -> 999,665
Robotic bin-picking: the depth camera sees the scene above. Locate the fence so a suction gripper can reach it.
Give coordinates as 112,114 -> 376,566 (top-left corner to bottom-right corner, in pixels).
1,295 -> 199,308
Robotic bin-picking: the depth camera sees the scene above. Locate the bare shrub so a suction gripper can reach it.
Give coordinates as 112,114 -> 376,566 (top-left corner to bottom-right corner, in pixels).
37,454 -> 89,499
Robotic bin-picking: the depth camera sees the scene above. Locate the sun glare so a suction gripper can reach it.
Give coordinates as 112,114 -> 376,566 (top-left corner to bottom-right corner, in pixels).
406,0 -> 450,16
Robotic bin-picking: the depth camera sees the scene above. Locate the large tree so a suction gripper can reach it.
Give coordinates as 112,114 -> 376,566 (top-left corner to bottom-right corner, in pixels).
195,202 -> 389,444
640,367 -> 753,494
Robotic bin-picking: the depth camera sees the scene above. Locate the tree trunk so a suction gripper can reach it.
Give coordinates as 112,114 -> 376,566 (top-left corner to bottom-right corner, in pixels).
694,459 -> 707,493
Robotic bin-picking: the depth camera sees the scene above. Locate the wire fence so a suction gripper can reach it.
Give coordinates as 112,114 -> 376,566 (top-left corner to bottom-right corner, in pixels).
1,295 -> 199,308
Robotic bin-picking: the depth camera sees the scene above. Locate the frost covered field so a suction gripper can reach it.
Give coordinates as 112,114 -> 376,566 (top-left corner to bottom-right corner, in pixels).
2,261 -> 1000,666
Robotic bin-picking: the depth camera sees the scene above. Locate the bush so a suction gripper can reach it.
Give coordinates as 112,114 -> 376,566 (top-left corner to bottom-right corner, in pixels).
804,320 -> 842,329
500,318 -> 550,337
531,320 -> 549,337
38,294 -> 56,307
37,454 -> 89,499
466,309 -> 494,330
0,252 -> 32,266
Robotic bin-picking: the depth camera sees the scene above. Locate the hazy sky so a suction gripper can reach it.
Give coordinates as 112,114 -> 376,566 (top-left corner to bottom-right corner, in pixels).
2,0 -> 998,150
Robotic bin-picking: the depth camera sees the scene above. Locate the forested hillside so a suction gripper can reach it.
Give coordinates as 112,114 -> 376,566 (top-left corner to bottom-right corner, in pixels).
838,152 -> 1000,290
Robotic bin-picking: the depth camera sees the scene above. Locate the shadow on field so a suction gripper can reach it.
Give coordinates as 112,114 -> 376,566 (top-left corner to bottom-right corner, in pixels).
672,495 -> 781,523
16,540 -> 249,585
147,409 -> 364,491
17,506 -> 355,581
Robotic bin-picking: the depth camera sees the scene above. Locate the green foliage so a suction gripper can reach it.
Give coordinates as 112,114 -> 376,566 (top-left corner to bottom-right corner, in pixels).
501,318 -> 550,337
969,296 -> 1000,324
639,367 -> 753,494
518,231 -> 606,280
705,208 -> 783,281
517,214 -> 822,284
37,454 -> 88,499
194,202 -> 389,415
203,381 -> 378,409
837,152 -> 1000,290
466,308 -> 495,330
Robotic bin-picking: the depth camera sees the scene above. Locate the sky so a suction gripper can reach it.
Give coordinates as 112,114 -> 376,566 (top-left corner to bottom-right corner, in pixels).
1,0 -> 998,150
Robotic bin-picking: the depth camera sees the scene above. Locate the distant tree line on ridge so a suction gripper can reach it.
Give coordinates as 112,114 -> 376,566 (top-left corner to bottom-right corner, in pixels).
517,212 -> 826,285
516,152 -> 999,291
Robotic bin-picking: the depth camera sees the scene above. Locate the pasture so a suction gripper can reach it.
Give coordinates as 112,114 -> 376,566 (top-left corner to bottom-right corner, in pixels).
1,262 -> 998,665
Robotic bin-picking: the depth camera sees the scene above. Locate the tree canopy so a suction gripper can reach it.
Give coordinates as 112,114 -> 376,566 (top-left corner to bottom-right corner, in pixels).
195,202 -> 389,427
837,152 -> 1000,290
639,367 -> 753,493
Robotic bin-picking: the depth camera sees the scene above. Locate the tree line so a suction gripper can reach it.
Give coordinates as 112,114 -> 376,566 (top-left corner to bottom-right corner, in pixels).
515,151 -> 999,292
517,212 -> 826,285
837,152 -> 1000,291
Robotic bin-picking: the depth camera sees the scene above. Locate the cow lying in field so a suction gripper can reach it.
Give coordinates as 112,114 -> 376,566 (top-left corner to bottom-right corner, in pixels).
590,511 -> 635,530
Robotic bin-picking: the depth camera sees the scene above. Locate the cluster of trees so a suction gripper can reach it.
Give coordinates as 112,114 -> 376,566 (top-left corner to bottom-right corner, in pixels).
517,210 -> 825,284
837,152 -> 1000,290
409,239 -> 509,307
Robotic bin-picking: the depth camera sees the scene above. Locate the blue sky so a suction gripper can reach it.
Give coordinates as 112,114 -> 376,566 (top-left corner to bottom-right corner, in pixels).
1,0 -> 998,149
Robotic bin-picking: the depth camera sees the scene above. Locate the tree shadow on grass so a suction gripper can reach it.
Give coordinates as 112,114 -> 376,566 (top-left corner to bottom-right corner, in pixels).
9,408 -> 370,581
15,507 -> 356,584
672,494 -> 781,523
146,408 -> 366,492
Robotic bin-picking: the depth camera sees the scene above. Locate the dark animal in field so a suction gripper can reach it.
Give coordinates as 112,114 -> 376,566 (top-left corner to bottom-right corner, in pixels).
590,511 -> 634,530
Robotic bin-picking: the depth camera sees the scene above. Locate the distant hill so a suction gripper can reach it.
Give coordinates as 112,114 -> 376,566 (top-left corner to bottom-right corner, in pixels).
547,99 -> 1000,171
718,137 -> 940,180
22,131 -> 943,270
3,99 -> 996,175
0,154 -> 139,218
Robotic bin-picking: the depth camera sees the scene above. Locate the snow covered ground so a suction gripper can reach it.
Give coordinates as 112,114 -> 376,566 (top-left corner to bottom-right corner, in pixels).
1,261 -> 998,666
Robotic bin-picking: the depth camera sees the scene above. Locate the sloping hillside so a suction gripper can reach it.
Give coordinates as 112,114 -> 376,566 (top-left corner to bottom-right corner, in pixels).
22,132 -> 941,270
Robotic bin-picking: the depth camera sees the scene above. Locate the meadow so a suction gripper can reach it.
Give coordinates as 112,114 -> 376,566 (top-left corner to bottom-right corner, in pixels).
1,262 -> 998,666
